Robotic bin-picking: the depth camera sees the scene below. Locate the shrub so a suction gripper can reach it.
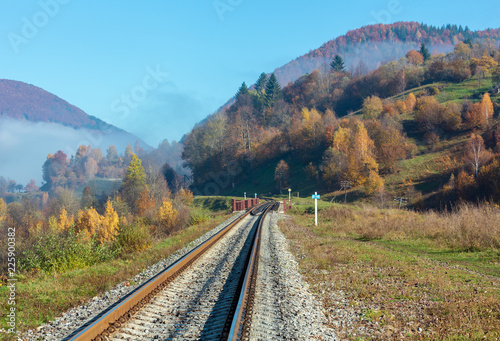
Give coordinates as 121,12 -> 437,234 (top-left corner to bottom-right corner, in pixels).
113,222 -> 152,254
19,230 -> 116,274
189,209 -> 211,225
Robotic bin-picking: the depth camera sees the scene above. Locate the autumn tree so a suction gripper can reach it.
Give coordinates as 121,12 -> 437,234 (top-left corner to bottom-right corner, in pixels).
454,42 -> 471,60
84,157 -> 98,180
176,188 -> 194,205
124,144 -> 134,164
58,206 -> 72,231
406,50 -> 424,65
349,122 -> 378,185
362,96 -> 384,119
464,134 -> 493,177
405,93 -> 417,112
364,170 -> 384,195
321,148 -> 348,187
25,179 -> 38,193
332,126 -> 352,155
120,153 -> 147,213
365,119 -> 415,172
330,55 -> 346,72
0,198 -> 6,226
158,199 -> 177,229
481,93 -> 494,128
301,107 -> 325,148
455,170 -> 476,199
106,145 -> 119,163
274,160 -> 289,191
75,207 -> 101,241
304,162 -> 319,183
463,102 -> 485,130
471,55 -> 498,87
42,150 -> 68,191
81,186 -> 95,209
98,199 -> 119,244
137,188 -> 156,220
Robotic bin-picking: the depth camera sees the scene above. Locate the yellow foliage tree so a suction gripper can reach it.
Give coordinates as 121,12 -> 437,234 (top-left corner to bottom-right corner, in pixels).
158,199 -> 177,227
362,96 -> 384,119
349,122 -> 379,186
364,170 -> 385,195
481,93 -> 494,128
405,93 -> 417,112
332,126 -> 351,155
58,206 -> 73,231
99,199 -> 119,244
176,188 -> 194,205
394,100 -> 407,114
75,207 -> 100,241
0,198 -> 6,225
301,107 -> 310,121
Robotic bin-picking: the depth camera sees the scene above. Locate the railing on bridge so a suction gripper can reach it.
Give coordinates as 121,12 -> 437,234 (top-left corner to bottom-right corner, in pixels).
232,198 -> 259,212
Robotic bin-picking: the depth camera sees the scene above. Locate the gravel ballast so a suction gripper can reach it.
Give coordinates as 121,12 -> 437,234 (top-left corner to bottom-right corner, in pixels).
20,212 -> 245,341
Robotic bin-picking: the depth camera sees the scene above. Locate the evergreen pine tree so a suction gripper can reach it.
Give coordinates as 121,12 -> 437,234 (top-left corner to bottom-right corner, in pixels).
419,43 -> 431,61
264,73 -> 281,107
255,73 -> 268,94
330,55 -> 346,72
236,82 -> 249,99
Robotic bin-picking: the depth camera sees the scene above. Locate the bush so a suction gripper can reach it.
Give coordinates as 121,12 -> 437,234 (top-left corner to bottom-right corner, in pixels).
429,86 -> 440,95
19,230 -> 116,274
113,222 -> 152,254
189,209 -> 211,225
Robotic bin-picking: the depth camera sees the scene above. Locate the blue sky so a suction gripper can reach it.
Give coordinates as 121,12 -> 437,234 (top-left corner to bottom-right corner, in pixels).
0,0 -> 498,146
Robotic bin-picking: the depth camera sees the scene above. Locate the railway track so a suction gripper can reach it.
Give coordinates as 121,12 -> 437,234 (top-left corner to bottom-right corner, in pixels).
61,201 -> 276,341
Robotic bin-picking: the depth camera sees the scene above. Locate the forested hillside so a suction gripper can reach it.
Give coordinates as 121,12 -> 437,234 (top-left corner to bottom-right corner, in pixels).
183,23 -> 500,208
274,22 -> 500,85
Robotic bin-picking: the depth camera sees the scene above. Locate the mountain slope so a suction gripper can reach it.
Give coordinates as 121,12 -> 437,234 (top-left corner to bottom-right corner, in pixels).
273,22 -> 500,85
0,79 -> 152,184
0,79 -> 124,132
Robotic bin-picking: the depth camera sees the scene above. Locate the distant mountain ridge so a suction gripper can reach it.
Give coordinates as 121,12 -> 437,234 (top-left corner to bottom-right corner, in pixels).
0,79 -> 151,184
273,22 -> 500,85
0,79 -> 123,132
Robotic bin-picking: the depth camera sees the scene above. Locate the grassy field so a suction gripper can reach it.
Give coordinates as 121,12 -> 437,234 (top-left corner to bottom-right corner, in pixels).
281,201 -> 500,340
0,212 -> 233,336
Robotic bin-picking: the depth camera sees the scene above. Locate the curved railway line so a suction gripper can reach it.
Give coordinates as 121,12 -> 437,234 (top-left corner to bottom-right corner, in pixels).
62,201 -> 278,341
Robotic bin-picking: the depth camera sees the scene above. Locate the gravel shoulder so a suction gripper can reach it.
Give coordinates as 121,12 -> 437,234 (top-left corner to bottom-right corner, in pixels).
249,212 -> 338,340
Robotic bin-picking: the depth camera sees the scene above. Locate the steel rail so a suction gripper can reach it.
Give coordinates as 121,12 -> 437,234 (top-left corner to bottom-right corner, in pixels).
61,203 -> 262,341
227,201 -> 276,340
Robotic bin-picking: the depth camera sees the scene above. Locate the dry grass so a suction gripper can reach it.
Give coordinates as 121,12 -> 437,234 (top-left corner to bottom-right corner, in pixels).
0,214 -> 231,333
281,203 -> 500,340
318,203 -> 500,252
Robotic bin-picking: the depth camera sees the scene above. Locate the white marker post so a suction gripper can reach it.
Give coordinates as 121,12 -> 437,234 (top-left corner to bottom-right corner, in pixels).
288,188 -> 291,206
244,192 -> 246,200
312,192 -> 320,226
